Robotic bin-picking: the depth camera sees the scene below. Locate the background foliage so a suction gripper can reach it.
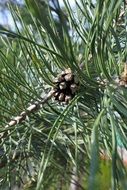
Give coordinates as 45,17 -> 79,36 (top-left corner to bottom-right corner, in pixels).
0,0 -> 127,189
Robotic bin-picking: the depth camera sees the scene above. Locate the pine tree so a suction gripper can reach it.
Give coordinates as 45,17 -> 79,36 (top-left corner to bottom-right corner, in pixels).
0,0 -> 127,189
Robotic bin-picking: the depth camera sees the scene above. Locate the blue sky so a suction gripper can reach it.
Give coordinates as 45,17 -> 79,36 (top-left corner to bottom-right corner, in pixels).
0,0 -> 75,28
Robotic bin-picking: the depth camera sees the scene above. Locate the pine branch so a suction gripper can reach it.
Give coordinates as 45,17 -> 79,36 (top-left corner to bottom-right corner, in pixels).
0,89 -> 55,139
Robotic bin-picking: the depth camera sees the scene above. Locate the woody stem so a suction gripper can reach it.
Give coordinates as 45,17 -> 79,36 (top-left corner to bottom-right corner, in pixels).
0,90 -> 55,139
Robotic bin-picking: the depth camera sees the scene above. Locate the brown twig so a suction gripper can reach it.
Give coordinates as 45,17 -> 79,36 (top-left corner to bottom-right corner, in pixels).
0,89 -> 55,139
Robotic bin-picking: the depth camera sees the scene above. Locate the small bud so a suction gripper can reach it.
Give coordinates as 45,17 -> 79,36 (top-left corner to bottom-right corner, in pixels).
53,87 -> 59,93
54,92 -> 59,97
54,75 -> 64,83
121,73 -> 127,82
119,80 -> 126,86
58,93 -> 65,101
65,95 -> 72,103
65,68 -> 72,74
65,73 -> 73,81
59,82 -> 66,90
70,84 -> 78,94
61,71 -> 66,75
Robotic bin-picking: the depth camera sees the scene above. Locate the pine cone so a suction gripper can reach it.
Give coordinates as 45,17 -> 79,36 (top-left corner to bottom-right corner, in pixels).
53,68 -> 79,104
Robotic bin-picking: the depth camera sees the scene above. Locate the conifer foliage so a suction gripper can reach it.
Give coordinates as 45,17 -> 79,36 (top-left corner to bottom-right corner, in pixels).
0,0 -> 127,189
